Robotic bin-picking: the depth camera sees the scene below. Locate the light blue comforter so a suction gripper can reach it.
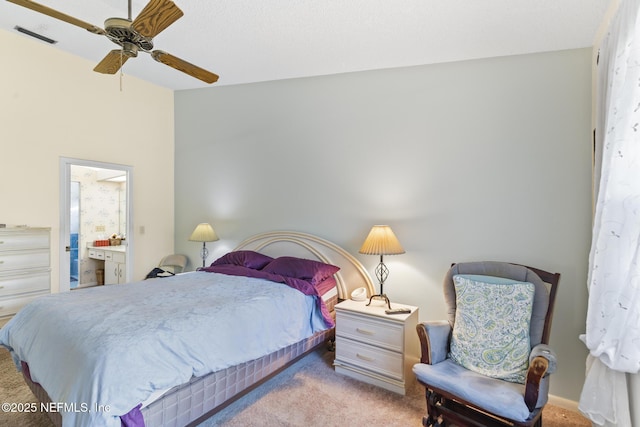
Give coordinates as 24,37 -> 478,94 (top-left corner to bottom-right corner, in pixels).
0,271 -> 328,427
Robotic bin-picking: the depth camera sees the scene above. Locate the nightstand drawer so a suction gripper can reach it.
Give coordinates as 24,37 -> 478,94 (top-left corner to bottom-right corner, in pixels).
336,336 -> 403,380
337,310 -> 403,352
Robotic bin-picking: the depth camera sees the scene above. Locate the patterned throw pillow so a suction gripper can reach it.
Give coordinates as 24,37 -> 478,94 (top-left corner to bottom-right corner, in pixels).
449,274 -> 535,384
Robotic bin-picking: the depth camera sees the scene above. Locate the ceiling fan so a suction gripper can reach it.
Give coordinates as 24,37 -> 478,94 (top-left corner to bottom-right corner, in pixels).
8,0 -> 219,84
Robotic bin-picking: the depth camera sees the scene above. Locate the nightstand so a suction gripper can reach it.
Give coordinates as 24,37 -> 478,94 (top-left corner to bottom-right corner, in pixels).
333,299 -> 419,395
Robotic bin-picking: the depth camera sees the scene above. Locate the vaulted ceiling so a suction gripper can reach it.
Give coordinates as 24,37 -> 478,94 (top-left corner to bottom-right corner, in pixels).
0,0 -> 614,90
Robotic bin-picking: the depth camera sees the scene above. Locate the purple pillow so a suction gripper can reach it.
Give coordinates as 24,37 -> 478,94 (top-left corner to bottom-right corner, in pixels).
262,257 -> 340,285
210,251 -> 274,270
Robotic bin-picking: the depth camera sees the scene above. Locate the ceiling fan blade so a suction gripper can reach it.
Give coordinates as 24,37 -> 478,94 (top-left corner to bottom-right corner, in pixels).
94,50 -> 131,75
7,0 -> 105,35
132,0 -> 183,38
151,50 -> 219,84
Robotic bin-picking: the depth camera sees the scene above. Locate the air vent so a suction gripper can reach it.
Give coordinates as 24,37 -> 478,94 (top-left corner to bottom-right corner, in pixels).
14,26 -> 57,44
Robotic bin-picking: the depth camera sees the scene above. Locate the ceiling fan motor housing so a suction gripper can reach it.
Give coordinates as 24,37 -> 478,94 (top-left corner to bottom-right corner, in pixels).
104,17 -> 153,51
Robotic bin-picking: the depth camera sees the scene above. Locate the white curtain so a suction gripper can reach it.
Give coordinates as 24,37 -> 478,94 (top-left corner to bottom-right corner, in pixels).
579,0 -> 640,425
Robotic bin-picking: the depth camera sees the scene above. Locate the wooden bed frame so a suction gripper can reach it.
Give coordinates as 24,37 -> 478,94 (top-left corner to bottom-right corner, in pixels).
22,231 -> 375,427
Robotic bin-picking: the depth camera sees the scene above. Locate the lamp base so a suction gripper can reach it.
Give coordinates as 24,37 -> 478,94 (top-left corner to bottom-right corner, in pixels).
366,293 -> 391,310
200,243 -> 209,268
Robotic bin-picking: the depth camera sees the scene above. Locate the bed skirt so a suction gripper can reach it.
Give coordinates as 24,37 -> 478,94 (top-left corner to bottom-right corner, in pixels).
21,327 -> 335,427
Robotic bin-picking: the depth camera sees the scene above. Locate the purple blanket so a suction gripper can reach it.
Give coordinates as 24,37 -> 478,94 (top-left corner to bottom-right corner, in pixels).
201,264 -> 335,328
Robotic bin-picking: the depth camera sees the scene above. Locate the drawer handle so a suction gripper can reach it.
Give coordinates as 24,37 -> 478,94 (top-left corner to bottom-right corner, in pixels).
356,328 -> 375,336
356,353 -> 375,362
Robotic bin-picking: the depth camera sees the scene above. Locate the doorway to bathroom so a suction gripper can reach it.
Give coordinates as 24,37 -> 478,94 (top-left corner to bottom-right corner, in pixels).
59,157 -> 133,292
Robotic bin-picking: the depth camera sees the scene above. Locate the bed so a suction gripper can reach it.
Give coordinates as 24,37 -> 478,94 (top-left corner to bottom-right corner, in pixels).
0,231 -> 375,427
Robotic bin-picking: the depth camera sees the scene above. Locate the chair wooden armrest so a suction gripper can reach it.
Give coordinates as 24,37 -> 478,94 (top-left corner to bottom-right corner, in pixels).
524,356 -> 548,412
416,321 -> 451,365
524,343 -> 557,411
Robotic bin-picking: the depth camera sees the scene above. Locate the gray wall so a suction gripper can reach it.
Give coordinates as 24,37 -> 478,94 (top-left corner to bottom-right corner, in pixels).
174,48 -> 593,402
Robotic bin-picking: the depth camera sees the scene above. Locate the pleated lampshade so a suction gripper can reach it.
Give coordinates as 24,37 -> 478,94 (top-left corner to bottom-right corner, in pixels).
189,223 -> 219,242
359,225 -> 405,255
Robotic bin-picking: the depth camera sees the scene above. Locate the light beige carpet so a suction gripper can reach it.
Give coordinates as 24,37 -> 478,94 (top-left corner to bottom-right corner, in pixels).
0,347 -> 590,427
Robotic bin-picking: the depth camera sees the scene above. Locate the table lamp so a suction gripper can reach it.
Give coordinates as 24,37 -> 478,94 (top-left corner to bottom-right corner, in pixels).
359,225 -> 405,309
189,223 -> 219,268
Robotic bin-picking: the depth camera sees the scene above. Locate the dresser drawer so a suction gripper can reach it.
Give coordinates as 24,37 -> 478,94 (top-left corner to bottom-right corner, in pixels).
335,336 -> 404,380
0,271 -> 50,298
336,310 -> 404,352
0,292 -> 47,317
0,250 -> 50,272
0,232 -> 49,252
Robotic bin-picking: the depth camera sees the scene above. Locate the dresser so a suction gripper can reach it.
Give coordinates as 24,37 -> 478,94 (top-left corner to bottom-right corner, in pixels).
334,298 -> 419,394
0,227 -> 51,318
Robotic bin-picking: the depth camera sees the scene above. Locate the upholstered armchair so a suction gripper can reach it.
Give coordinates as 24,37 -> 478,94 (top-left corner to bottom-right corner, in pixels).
412,262 -> 560,427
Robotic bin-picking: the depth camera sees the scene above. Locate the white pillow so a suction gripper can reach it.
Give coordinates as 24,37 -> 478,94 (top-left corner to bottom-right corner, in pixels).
449,274 -> 535,384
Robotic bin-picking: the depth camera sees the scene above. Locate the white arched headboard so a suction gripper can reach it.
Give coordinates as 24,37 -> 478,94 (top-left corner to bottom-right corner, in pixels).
234,231 -> 375,301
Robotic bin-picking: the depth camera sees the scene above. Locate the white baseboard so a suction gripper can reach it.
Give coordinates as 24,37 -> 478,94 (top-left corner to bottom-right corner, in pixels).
548,394 -> 581,413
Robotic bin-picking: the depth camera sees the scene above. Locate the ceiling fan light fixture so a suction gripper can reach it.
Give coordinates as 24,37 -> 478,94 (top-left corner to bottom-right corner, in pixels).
121,42 -> 138,58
